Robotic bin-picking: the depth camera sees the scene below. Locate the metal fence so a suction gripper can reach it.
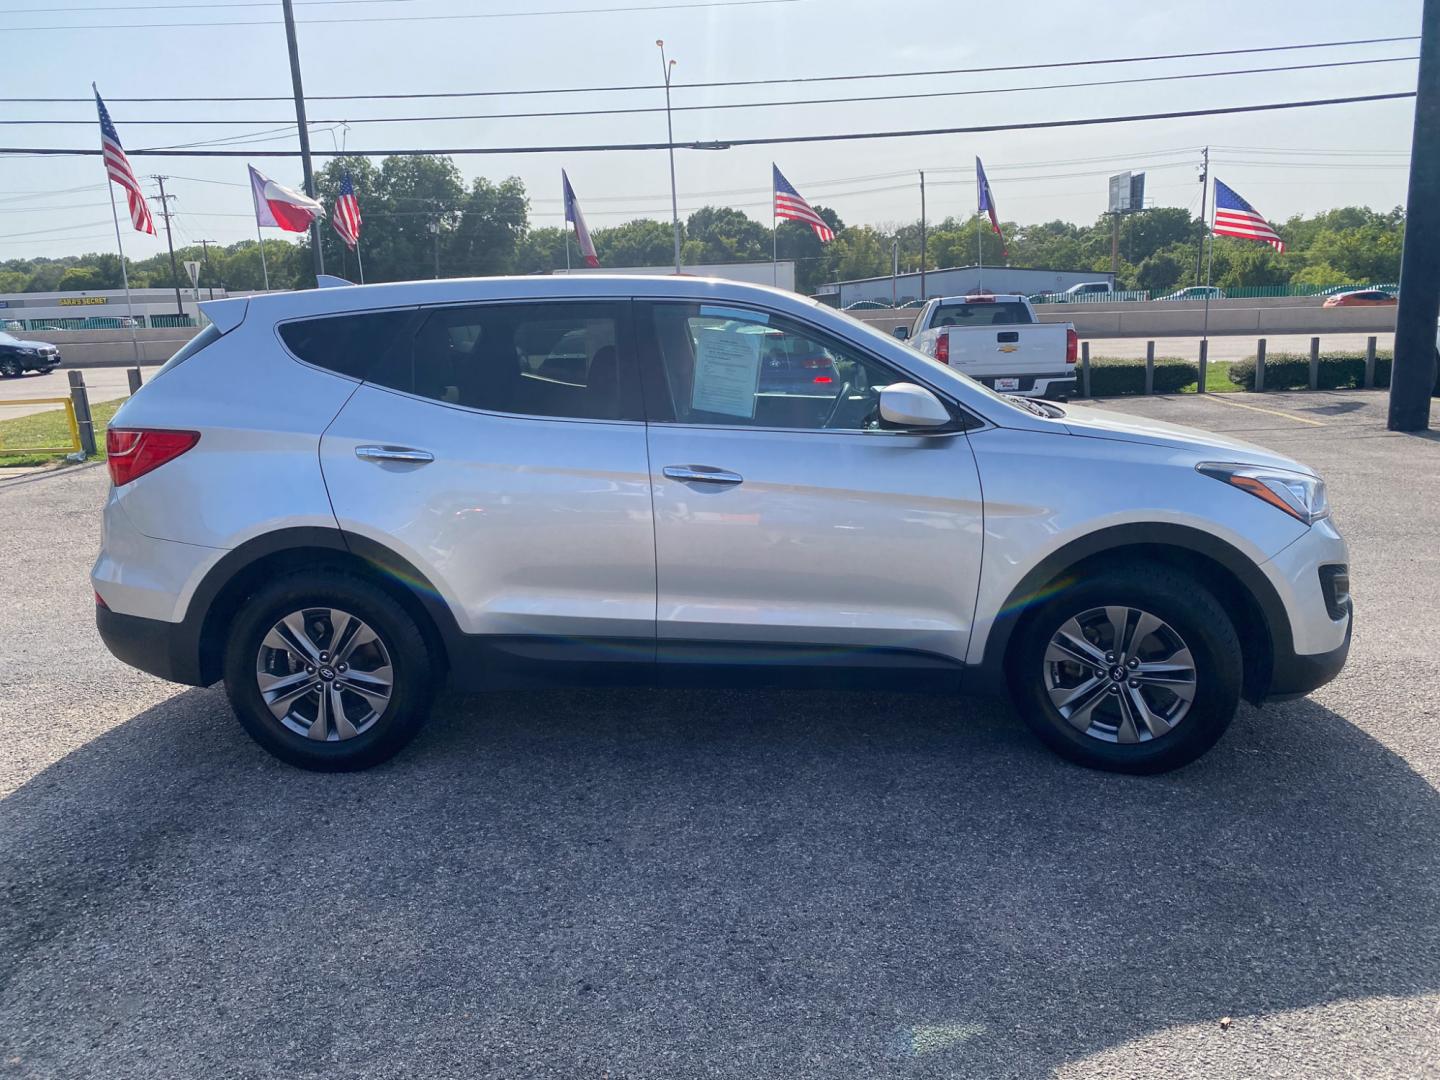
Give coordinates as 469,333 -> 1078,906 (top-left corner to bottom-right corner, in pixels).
4,314 -> 199,331
843,283 -> 1398,310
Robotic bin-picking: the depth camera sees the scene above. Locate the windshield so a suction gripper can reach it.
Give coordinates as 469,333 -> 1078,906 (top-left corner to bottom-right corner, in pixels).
0,332 -> 20,346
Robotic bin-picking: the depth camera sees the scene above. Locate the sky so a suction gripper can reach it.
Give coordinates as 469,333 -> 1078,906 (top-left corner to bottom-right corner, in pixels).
0,0 -> 1423,264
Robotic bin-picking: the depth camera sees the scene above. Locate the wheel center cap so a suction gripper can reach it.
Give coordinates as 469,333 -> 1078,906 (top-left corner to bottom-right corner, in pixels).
319,666 -> 337,681
1109,666 -> 1125,682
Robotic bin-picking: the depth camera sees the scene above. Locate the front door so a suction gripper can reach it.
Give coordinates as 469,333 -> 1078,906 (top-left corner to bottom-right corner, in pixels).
636,301 -> 985,670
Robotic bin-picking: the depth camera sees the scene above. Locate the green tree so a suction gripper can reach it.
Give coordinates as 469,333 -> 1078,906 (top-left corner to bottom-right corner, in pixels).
684,206 -> 769,263
445,176 -> 529,277
1135,251 -> 1183,294
594,218 -> 676,267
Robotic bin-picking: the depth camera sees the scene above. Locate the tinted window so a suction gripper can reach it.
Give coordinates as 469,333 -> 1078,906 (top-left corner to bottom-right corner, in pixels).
279,309 -> 413,381
373,301 -> 627,421
931,301 -> 1033,326
646,303 -> 905,431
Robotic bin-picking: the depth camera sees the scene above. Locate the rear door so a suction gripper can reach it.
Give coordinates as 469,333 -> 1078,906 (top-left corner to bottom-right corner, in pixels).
636,300 -> 984,671
316,299 -> 657,674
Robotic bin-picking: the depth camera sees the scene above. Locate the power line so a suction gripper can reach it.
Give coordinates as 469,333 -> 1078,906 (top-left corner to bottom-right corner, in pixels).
10,0 -> 418,10
1,56 -> 1414,128
0,92 -> 1416,157
0,35 -> 1420,102
0,0 -> 801,31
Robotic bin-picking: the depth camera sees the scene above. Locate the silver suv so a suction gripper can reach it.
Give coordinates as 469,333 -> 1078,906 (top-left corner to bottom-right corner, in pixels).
93,276 -> 1351,774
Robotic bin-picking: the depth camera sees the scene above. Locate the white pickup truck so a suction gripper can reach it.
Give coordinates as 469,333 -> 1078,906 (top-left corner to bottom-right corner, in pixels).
895,293 -> 1078,401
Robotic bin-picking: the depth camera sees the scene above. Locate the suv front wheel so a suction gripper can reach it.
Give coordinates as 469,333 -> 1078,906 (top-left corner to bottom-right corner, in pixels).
1009,567 -> 1242,774
223,570 -> 435,771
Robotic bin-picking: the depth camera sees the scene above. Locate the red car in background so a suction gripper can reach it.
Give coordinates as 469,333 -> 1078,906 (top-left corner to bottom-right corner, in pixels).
1323,289 -> 1397,308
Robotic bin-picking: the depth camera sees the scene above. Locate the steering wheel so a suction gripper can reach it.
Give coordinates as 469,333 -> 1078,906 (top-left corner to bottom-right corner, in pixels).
821,380 -> 853,429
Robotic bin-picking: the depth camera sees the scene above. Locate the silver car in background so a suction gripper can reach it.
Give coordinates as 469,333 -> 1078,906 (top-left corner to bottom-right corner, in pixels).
93,276 -> 1350,774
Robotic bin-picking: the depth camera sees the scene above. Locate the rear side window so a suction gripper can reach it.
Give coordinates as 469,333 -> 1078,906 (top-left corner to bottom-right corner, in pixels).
279,309 -> 413,382
368,300 -> 636,421
153,323 -> 222,380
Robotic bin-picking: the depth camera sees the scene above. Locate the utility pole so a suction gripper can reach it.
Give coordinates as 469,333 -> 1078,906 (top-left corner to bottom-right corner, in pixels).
197,239 -> 218,299
657,40 -> 681,274
919,170 -> 927,301
148,176 -> 184,317
281,0 -> 324,284
1194,146 -> 1209,287
429,212 -> 441,278
1389,0 -> 1440,432
1110,213 -> 1121,277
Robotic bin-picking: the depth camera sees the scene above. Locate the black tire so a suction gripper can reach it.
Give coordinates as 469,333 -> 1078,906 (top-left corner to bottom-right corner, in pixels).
0,358 -> 21,378
223,570 -> 434,771
1008,566 -> 1242,774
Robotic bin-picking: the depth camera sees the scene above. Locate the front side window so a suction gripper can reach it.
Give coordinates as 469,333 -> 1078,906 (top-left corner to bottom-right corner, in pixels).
644,303 -> 905,431
372,301 -> 631,421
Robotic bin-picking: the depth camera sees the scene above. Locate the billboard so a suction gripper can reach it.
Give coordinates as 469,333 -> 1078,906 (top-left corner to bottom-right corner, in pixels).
1108,172 -> 1146,213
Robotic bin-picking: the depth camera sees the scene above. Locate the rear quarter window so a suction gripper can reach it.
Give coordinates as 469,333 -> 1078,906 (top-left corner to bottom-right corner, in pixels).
278,309 -> 414,381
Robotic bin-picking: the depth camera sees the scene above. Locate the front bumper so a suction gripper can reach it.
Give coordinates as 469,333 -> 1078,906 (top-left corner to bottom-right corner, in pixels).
1266,611 -> 1351,701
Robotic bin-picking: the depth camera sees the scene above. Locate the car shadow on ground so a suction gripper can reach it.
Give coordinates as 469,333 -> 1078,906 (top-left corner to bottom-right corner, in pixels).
3,685 -> 1438,1077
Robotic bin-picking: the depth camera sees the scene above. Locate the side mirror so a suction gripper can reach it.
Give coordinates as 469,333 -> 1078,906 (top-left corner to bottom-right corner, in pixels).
891,325 -> 909,340
879,382 -> 951,429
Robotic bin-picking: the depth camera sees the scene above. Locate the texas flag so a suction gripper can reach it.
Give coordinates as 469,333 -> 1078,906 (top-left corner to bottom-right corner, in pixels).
562,170 -> 599,268
976,156 -> 1007,256
249,165 -> 325,233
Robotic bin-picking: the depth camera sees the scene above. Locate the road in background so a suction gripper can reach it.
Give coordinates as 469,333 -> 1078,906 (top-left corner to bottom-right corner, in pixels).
2,390 -> 1438,1078
0,366 -> 160,421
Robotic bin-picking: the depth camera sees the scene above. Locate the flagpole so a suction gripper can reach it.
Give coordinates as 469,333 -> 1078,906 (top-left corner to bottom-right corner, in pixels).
976,212 -> 983,288
772,205 -> 778,288
255,219 -> 271,291
355,239 -> 365,284
103,181 -> 142,366
1202,177 -> 1216,345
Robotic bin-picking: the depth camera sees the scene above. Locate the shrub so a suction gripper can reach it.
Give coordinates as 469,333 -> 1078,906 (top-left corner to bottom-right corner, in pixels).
1082,356 -> 1197,397
1224,351 -> 1419,392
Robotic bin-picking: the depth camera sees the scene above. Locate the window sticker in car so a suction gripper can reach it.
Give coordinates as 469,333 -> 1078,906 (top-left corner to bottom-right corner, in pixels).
690,325 -> 762,418
699,305 -> 768,324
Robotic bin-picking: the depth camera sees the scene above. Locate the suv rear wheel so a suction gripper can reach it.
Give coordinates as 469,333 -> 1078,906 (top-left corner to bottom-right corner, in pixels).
223,570 -> 434,771
1009,567 -> 1242,774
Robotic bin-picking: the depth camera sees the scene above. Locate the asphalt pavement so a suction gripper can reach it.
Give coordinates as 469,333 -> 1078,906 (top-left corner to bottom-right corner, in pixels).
0,366 -> 161,421
2,390 -> 1438,1079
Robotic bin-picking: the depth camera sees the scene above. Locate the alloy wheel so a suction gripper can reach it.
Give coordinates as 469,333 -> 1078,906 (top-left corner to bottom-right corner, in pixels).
1042,605 -> 1197,744
255,607 -> 393,741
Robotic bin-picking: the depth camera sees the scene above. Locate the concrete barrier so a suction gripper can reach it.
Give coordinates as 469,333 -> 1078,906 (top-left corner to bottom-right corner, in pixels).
844,301 -> 1396,338
7,327 -> 201,368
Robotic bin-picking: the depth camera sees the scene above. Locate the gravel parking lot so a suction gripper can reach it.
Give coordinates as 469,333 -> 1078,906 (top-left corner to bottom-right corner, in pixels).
2,390 -> 1438,1079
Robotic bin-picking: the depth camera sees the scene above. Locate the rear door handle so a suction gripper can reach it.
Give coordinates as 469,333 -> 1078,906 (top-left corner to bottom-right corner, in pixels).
355,445 -> 434,464
663,464 -> 743,486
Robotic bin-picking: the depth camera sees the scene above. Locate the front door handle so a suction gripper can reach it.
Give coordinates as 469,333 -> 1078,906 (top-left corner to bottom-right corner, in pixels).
355,445 -> 435,465
663,464 -> 743,486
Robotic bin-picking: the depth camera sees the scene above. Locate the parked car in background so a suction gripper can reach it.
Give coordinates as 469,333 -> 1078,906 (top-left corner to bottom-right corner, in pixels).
2,319 -> 24,332
93,275 -> 1350,776
1322,289 -> 1397,308
1160,286 -> 1227,301
898,292 -> 1077,400
1063,282 -> 1114,300
0,331 -> 61,377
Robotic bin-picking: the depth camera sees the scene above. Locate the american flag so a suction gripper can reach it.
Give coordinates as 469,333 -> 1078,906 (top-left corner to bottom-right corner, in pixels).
773,165 -> 834,243
1213,179 -> 1286,252
93,87 -> 155,235
332,171 -> 362,250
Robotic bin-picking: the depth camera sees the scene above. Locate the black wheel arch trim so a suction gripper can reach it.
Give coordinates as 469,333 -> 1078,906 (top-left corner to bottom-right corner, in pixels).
174,526 -> 463,686
975,522 -> 1294,698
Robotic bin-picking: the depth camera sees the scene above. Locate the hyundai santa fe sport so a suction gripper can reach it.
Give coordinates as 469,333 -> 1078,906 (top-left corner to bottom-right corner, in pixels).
92,276 -> 1351,774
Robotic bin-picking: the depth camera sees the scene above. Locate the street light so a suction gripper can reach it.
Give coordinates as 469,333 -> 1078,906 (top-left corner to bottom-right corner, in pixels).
657,39 -> 681,274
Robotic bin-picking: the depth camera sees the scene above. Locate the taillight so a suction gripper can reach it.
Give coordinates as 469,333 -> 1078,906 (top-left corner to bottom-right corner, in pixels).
106,428 -> 200,486
1066,328 -> 1078,364
934,334 -> 950,365
812,375 -> 833,383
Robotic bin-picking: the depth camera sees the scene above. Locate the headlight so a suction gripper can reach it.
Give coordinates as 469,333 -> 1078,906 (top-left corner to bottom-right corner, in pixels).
1198,462 -> 1329,525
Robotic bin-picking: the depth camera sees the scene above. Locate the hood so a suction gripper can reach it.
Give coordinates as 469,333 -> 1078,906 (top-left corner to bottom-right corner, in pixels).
1058,403 -> 1315,475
